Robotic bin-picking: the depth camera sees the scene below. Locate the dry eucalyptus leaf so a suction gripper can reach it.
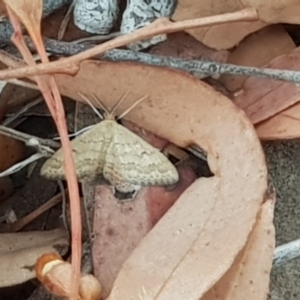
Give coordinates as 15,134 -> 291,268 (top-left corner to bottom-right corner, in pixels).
149,32 -> 229,64
172,0 -> 300,50
3,0 -> 42,38
0,228 -> 69,287
255,103 -> 300,140
121,119 -> 170,150
172,0 -> 266,50
55,61 -> 267,299
220,25 -> 296,91
201,195 -> 275,300
244,0 -> 300,24
233,47 -> 300,124
0,0 -> 7,18
92,164 -> 196,299
0,134 -> 24,172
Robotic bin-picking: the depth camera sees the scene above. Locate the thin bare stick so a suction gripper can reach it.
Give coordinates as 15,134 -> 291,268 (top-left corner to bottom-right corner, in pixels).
0,125 -> 60,149
3,96 -> 42,126
61,8 -> 259,64
0,152 -> 46,177
55,125 -> 94,139
58,0 -> 75,40
71,31 -> 122,44
5,7 -> 82,299
57,180 -> 70,237
5,78 -> 39,90
3,191 -> 65,233
274,238 -> 300,267
0,8 -> 258,80
0,49 -> 24,67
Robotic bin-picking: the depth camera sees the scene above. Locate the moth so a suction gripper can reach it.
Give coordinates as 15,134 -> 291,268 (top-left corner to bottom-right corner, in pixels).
40,92 -> 179,193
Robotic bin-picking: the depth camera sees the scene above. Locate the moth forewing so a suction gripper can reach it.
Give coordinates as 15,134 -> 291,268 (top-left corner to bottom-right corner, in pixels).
101,122 -> 179,192
40,93 -> 179,193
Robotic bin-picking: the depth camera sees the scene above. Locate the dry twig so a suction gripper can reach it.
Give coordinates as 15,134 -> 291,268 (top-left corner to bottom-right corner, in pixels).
4,2 -> 82,298
0,191 -> 65,233
0,8 -> 258,80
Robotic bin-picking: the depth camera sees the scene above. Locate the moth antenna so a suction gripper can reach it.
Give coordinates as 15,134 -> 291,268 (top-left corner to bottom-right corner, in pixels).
117,95 -> 148,120
91,93 -> 114,117
78,92 -> 104,120
111,90 -> 130,117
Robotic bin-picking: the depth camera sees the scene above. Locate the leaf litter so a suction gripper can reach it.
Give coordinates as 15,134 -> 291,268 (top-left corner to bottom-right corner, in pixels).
54,60 -> 267,299
4,0 -> 300,299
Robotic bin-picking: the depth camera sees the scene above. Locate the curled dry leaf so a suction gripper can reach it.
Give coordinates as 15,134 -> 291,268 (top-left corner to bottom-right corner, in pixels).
233,47 -> 300,125
172,0 -> 266,50
56,61 -> 267,299
201,195 -> 275,300
35,252 -> 102,300
0,228 -> 68,287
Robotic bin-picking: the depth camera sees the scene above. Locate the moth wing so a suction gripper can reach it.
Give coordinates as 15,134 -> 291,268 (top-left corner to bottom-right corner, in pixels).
102,124 -> 179,192
41,122 -> 112,180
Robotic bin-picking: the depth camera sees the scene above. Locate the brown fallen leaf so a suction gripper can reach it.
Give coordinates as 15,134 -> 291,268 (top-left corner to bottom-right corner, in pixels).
121,119 -> 169,150
0,0 -> 7,19
201,195 -> 275,300
220,24 -> 296,92
172,0 -> 300,50
0,133 -> 24,172
55,60 -> 267,299
91,164 -> 196,298
172,0 -> 266,50
245,0 -> 300,24
149,32 -> 229,63
0,177 -> 13,202
233,47 -> 300,124
0,228 -> 69,287
255,103 -> 300,140
146,164 -> 197,225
